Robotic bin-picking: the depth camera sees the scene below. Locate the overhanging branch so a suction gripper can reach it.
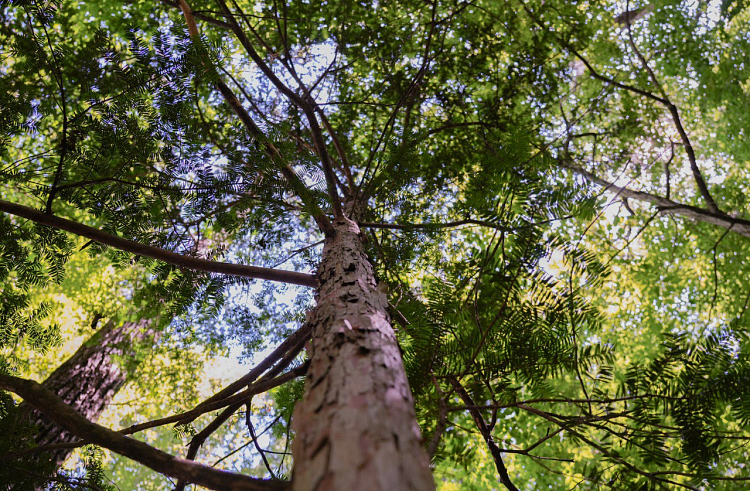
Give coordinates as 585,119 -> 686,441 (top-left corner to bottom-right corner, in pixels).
0,199 -> 318,287
123,364 -> 308,435
621,8 -> 720,213
526,4 -> 720,214
172,331 -> 309,491
449,377 -> 519,491
197,322 -> 312,409
0,374 -> 288,491
360,216 -> 566,233
1,365 -> 308,462
567,165 -> 750,238
360,219 -> 516,232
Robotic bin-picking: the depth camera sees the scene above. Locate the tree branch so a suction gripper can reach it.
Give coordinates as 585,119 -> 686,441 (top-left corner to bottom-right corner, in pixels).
449,377 -> 519,491
212,0 -> 344,218
565,165 -> 750,238
517,404 -> 700,491
426,375 -> 449,458
172,334 -> 308,491
615,4 -> 654,26
174,404 -> 241,491
247,412 -> 277,479
0,199 -> 317,287
147,0 -> 232,29
0,374 -> 288,491
527,4 -> 720,213
1,365 -> 308,462
196,323 -> 312,410
622,5 -> 720,213
124,364 -> 308,435
360,219 -> 517,232
176,0 -> 335,235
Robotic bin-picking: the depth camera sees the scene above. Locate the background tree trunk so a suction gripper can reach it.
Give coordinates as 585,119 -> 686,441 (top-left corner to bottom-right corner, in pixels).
291,216 -> 435,491
22,318 -> 155,468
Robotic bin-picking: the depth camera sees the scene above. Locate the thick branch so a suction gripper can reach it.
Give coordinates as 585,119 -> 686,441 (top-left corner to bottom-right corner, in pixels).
527,4 -> 720,213
197,323 -> 312,409
621,9 -> 719,213
123,364 -> 307,435
567,165 -> 750,238
213,81 -> 334,233
0,374 -> 288,491
665,102 -> 719,212
2,365 -> 308,462
0,199 -> 317,287
173,338 -> 308,491
164,0 -> 359,223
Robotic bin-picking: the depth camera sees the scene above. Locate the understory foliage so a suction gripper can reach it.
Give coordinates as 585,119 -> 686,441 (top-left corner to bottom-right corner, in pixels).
1,0 -> 750,489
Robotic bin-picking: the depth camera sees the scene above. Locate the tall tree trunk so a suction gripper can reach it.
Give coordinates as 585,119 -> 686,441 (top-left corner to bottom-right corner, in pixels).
291,215 -> 435,491
22,318 -> 154,468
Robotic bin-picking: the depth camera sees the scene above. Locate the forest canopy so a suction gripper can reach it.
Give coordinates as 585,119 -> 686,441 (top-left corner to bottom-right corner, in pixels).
1,0 -> 750,490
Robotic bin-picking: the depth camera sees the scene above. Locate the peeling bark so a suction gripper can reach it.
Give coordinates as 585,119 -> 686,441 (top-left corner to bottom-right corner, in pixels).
291,216 -> 434,491
22,318 -> 155,467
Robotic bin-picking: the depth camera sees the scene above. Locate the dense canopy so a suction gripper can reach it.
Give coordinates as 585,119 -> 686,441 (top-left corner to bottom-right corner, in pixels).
1,0 -> 750,490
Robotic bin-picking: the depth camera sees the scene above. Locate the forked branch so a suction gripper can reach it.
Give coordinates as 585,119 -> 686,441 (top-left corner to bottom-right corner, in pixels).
449,377 -> 519,491
621,6 -> 719,213
211,0 -> 344,217
1,365 -> 308,462
565,165 -> 750,238
176,0 -> 336,234
525,4 -> 720,213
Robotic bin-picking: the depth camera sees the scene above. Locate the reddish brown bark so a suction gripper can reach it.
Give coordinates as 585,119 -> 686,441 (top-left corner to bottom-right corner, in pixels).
22,318 -> 154,467
290,216 -> 434,491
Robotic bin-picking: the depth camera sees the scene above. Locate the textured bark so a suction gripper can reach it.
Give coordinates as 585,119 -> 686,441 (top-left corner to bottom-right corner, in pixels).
22,318 -> 154,467
290,216 -> 435,491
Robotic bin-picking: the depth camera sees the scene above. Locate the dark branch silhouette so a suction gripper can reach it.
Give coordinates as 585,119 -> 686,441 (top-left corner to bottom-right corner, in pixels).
0,199 -> 318,287
0,373 -> 289,491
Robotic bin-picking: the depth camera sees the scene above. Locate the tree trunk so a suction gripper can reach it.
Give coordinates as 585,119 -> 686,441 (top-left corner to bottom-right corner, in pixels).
23,318 -> 154,467
291,215 -> 435,491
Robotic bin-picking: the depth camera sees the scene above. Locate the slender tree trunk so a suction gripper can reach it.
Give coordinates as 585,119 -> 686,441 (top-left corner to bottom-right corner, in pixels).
291,215 -> 435,491
22,318 -> 155,467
